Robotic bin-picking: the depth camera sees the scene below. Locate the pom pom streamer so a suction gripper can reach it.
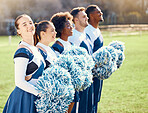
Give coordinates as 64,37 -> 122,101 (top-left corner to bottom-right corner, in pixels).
62,45 -> 95,71
102,46 -> 118,62
72,55 -> 94,90
62,45 -> 88,56
116,50 -> 125,68
93,48 -> 112,66
92,48 -> 114,80
55,55 -> 85,90
80,70 -> 93,91
92,41 -> 125,80
92,63 -> 113,80
108,41 -> 125,69
101,46 -> 118,72
61,45 -> 95,91
109,40 -> 125,52
35,65 -> 75,113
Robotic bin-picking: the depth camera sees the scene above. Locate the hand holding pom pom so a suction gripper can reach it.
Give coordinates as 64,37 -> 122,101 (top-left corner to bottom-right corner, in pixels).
101,46 -> 118,72
92,41 -> 125,80
35,65 -> 75,113
92,48 -> 113,80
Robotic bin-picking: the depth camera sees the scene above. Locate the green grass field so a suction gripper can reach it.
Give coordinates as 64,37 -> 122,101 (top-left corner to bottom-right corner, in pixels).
0,31 -> 148,113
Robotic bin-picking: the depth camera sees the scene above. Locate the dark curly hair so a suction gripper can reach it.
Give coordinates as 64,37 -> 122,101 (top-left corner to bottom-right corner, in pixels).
50,12 -> 73,37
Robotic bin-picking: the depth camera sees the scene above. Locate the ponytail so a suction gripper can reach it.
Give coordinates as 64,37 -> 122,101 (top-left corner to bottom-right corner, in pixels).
34,23 -> 40,45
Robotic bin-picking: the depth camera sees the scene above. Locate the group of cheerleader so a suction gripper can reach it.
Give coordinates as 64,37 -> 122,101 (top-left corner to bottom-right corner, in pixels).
3,4 -> 125,113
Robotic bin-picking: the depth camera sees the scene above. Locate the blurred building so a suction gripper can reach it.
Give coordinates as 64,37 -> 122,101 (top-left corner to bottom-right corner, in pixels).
0,0 -> 147,35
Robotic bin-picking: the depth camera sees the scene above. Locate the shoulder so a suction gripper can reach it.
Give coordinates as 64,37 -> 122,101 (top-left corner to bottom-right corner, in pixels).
14,48 -> 32,59
69,32 -> 84,46
52,41 -> 64,54
85,25 -> 91,32
68,35 -> 78,45
68,35 -> 75,42
38,48 -> 47,60
36,45 -> 47,60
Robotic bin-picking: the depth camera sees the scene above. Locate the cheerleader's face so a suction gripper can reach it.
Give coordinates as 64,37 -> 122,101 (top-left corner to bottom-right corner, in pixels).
44,23 -> 56,43
61,20 -> 73,37
17,16 -> 35,37
77,11 -> 88,28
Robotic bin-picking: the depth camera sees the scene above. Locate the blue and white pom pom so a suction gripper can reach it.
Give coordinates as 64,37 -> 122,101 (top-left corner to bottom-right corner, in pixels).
35,65 -> 75,113
102,46 -> 118,72
93,48 -> 112,66
62,45 -> 95,70
62,46 -> 94,90
102,46 -> 118,62
92,63 -> 114,80
109,41 -> 125,69
62,45 -> 89,56
83,55 -> 95,70
109,40 -> 125,52
92,47 -> 114,80
80,70 -> 93,91
115,50 -> 125,68
55,54 -> 74,70
73,55 -> 89,70
55,54 -> 85,91
72,55 -> 94,91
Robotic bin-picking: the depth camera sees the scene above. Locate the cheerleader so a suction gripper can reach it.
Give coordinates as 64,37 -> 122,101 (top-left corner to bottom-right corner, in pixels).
85,5 -> 104,113
68,7 -> 94,113
34,20 -> 57,69
3,14 -> 45,113
50,12 -> 79,113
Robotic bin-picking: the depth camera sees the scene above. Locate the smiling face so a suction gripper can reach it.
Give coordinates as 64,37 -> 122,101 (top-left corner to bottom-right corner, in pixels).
61,20 -> 73,37
17,15 -> 35,38
77,11 -> 88,28
43,23 -> 57,43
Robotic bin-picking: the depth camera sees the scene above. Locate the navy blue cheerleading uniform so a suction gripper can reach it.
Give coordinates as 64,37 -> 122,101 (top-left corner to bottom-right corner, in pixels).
85,24 -> 104,113
3,41 -> 45,113
36,42 -> 57,69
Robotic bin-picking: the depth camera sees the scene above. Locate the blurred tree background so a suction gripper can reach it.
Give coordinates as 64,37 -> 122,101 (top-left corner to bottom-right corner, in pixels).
0,0 -> 147,35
